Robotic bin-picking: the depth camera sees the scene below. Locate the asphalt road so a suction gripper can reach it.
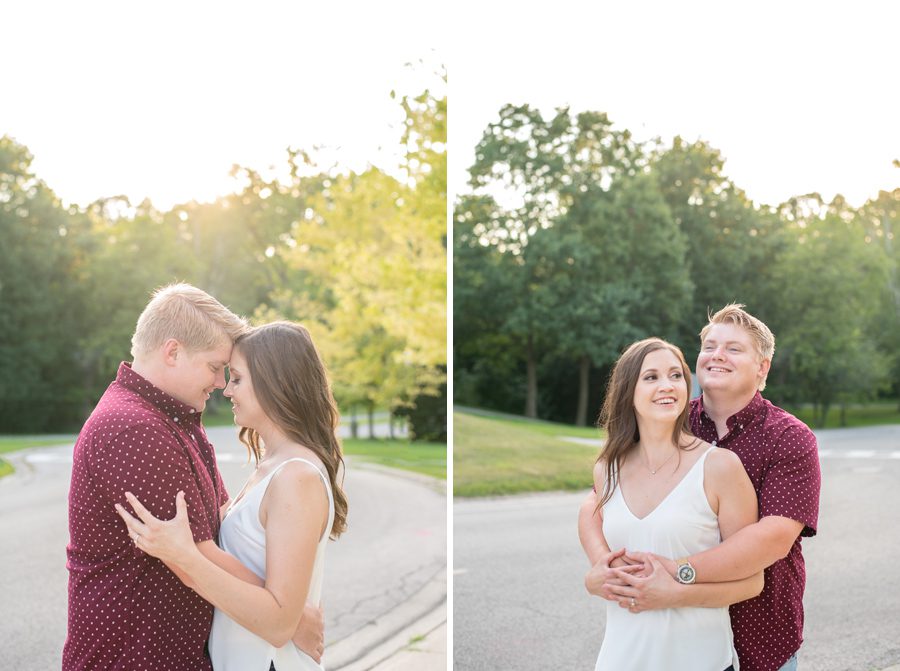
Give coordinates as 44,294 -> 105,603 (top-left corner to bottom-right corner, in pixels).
0,425 -> 446,669
454,425 -> 900,671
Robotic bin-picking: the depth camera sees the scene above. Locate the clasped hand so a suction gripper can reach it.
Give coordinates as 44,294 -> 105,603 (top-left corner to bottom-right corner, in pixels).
585,549 -> 679,613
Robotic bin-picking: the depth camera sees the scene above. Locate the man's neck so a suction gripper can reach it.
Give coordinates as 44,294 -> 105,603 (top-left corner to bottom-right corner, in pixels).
701,389 -> 758,435
131,359 -> 167,397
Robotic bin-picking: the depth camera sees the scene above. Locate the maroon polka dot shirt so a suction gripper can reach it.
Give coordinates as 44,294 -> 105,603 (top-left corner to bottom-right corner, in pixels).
691,392 -> 821,671
63,362 -> 229,671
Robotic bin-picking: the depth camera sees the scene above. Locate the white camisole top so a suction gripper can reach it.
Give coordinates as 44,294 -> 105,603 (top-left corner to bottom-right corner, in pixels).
595,447 -> 739,671
209,457 -> 335,671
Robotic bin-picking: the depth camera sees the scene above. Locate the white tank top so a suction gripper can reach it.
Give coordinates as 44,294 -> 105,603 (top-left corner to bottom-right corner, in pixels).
209,457 -> 335,671
595,447 -> 739,671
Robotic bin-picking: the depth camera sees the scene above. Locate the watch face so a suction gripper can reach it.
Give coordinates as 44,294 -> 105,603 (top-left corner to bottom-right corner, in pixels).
678,564 -> 695,583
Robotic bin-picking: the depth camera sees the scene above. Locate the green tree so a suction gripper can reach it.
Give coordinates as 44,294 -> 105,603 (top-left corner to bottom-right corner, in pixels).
769,196 -> 890,425
0,136 -> 87,430
262,88 -> 447,436
537,173 -> 693,425
652,137 -> 777,345
463,105 -> 648,418
858,186 -> 900,403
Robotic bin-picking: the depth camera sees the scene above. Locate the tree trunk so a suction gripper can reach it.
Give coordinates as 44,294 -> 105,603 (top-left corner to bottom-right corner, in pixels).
575,355 -> 591,427
388,411 -> 396,439
350,406 -> 358,439
525,334 -> 538,418
367,402 -> 375,439
840,404 -> 847,427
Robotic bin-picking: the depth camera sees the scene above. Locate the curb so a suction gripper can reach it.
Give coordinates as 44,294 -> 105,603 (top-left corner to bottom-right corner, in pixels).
325,568 -> 447,670
357,605 -> 446,671
346,458 -> 447,495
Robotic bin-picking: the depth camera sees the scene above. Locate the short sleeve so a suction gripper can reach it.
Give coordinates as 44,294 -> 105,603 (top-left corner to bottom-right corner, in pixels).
759,424 -> 821,537
87,422 -> 217,544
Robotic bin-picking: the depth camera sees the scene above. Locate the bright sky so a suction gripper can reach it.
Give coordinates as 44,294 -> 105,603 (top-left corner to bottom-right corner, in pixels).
3,1 -> 444,210
450,1 -> 899,208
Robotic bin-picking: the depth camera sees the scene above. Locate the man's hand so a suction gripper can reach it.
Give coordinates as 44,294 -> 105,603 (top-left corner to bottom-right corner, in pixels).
607,554 -> 683,613
585,548 -> 644,600
292,603 -> 325,663
624,551 -> 675,579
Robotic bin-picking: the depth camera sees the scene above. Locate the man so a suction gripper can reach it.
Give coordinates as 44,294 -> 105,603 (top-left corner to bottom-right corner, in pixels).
579,304 -> 821,671
63,284 -> 323,670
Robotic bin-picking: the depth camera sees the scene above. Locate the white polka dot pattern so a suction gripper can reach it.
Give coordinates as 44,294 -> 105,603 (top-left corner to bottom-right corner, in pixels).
62,362 -> 229,670
691,392 -> 821,671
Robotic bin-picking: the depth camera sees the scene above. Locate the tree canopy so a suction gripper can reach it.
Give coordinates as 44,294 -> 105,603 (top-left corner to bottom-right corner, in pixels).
455,105 -> 899,427
1,84 -> 447,437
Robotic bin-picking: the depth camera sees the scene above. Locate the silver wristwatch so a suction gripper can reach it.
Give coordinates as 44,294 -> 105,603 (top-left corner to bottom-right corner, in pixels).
675,557 -> 696,584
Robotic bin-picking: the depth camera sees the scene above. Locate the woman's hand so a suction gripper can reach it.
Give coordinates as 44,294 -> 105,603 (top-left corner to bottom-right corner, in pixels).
585,548 -> 645,600
608,554 -> 681,613
115,491 -> 199,567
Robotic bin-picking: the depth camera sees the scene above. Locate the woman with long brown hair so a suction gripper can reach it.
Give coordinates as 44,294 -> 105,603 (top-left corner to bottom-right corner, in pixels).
116,321 -> 347,671
590,338 -> 760,671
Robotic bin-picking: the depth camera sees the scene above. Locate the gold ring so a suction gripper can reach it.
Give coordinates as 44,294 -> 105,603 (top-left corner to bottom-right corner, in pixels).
630,597 -> 636,607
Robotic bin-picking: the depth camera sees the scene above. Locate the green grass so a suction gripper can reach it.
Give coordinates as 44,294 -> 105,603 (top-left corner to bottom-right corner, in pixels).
0,458 -> 12,478
782,401 -> 900,429
343,438 -> 446,479
453,408 -> 603,497
0,436 -> 77,455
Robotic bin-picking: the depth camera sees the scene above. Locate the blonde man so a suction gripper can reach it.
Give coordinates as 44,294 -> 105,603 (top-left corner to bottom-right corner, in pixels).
63,284 -> 323,671
579,304 -> 821,671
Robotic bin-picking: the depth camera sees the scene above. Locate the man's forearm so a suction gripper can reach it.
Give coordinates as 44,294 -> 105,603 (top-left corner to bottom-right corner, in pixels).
672,573 -> 764,608
690,517 -> 800,583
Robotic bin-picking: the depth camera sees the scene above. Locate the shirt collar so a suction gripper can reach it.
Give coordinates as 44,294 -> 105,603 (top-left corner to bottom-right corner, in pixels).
117,362 -> 201,425
729,391 -> 765,428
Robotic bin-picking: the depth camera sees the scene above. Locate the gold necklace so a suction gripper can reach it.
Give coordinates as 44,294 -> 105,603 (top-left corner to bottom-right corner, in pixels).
641,447 -> 678,475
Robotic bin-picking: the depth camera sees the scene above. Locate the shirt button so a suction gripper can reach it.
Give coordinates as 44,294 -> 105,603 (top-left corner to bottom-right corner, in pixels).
711,440 -> 717,446
189,409 -> 195,414
174,417 -> 179,422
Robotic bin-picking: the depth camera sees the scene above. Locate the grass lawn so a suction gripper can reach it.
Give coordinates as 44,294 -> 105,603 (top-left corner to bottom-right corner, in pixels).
343,438 -> 446,479
782,401 -> 900,429
0,436 -> 77,455
0,434 -> 444,481
453,408 -> 603,497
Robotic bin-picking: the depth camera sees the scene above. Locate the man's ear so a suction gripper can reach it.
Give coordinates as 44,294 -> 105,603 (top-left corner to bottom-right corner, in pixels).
758,357 -> 771,388
161,339 -> 181,366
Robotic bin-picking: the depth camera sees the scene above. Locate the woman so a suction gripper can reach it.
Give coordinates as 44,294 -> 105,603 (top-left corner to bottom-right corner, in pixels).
591,338 -> 760,671
116,321 -> 348,670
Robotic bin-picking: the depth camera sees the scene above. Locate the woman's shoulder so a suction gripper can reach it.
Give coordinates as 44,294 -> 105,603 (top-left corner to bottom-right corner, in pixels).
274,452 -> 326,482
702,444 -> 747,481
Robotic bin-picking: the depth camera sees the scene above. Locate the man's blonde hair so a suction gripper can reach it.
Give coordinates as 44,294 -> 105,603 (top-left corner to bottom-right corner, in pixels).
131,284 -> 249,359
699,303 -> 775,391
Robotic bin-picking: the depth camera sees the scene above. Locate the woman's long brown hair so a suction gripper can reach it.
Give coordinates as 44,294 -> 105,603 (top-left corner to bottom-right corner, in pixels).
595,337 -> 698,510
235,321 -> 348,538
